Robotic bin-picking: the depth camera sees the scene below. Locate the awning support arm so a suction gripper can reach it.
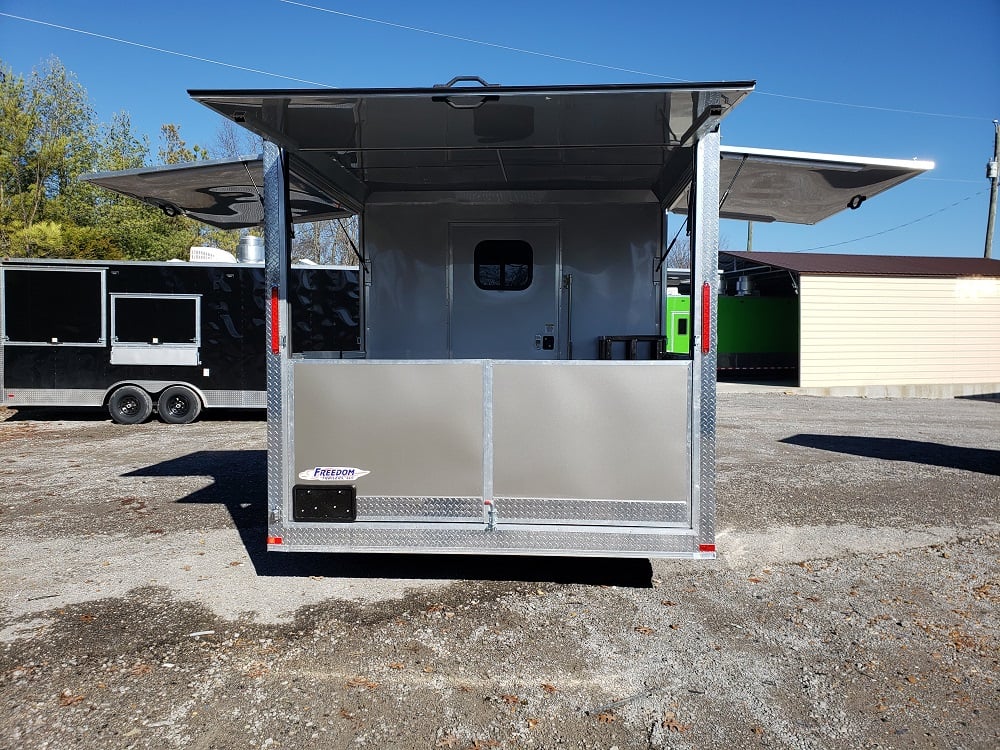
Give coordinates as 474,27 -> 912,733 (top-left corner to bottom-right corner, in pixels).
338,218 -> 364,265
718,154 -> 749,210
653,148 -> 693,208
655,215 -> 689,274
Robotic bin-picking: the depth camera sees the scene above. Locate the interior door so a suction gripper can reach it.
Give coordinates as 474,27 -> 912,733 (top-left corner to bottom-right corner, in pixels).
449,223 -> 560,359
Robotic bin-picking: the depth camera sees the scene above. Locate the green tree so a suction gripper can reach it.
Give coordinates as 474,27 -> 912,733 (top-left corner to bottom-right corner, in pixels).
0,57 -> 97,256
101,111 -> 149,172
158,123 -> 209,165
0,56 -> 262,261
52,111 -> 144,228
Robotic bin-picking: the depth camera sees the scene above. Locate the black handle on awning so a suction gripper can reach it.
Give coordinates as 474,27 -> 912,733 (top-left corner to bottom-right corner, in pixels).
434,76 -> 499,89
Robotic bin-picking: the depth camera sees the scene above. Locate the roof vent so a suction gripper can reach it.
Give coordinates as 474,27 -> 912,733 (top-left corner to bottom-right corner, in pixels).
189,246 -> 237,264
237,235 -> 264,263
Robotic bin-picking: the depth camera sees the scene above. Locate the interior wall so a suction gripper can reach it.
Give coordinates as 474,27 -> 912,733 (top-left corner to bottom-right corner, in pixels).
363,197 -> 663,359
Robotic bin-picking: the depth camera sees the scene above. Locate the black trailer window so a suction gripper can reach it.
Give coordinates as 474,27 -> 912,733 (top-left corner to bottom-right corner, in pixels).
1,268 -> 105,345
474,240 -> 533,291
112,296 -> 199,344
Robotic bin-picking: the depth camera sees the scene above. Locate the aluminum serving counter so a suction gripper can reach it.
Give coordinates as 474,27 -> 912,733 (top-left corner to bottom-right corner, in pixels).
277,358 -> 706,556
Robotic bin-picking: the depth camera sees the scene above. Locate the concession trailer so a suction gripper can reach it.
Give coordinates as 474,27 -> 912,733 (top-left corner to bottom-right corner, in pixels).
79,77 -> 932,557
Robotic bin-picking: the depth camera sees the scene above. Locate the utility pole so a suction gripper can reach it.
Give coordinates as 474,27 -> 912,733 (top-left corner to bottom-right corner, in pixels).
986,119 -> 999,259
746,221 -> 753,252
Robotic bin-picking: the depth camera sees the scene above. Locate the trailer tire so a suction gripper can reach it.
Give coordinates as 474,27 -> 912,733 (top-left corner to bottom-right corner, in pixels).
108,385 -> 153,425
157,385 -> 202,424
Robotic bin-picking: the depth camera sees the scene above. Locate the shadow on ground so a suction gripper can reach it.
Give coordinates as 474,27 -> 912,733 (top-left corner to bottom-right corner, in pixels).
780,434 -> 1000,476
2,406 -> 110,422
956,392 -> 1000,403
124,450 -> 652,588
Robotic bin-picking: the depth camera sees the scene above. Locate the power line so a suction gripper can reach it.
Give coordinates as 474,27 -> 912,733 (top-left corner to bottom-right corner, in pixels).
3,9 -> 988,251
786,191 -> 986,252
278,0 -> 991,122
754,91 -> 988,121
0,12 -> 333,87
277,0 -> 688,82
3,6 -> 990,123
919,177 -> 983,184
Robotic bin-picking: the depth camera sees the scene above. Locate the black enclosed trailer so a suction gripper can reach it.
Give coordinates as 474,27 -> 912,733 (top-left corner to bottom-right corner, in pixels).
0,255 -> 359,423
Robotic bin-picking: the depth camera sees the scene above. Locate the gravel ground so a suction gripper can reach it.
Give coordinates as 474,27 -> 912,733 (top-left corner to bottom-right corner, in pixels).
0,393 -> 997,750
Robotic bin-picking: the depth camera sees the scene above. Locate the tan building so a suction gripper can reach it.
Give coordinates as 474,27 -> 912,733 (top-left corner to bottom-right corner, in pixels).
718,252 -> 1000,396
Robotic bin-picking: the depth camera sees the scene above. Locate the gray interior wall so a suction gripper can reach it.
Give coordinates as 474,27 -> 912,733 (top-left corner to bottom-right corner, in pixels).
363,195 -> 663,359
364,203 -> 450,358
561,201 -> 662,359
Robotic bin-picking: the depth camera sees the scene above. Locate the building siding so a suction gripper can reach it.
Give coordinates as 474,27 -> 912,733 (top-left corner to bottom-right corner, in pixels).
798,275 -> 1000,388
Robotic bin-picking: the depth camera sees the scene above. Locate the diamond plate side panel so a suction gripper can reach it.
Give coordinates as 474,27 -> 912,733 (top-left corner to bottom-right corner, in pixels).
263,142 -> 287,537
2,389 -> 105,407
200,390 -> 267,409
275,525 -> 704,558
348,496 -> 690,526
693,123 -> 720,550
357,496 -> 481,521
496,497 -> 689,526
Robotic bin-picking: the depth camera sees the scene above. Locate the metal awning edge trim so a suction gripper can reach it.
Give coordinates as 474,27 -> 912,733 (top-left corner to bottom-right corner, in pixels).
188,80 -> 757,100
720,145 -> 935,172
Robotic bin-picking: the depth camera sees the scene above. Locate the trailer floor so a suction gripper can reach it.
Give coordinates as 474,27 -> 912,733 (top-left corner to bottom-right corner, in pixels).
0,395 -> 997,750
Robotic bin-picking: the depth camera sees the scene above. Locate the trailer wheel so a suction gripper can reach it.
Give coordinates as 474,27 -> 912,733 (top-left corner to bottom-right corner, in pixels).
157,385 -> 202,424
108,385 -> 153,425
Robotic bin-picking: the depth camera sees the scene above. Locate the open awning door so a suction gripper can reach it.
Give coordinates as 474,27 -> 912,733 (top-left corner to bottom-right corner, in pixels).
670,146 -> 934,224
187,82 -> 754,194
81,156 -> 354,229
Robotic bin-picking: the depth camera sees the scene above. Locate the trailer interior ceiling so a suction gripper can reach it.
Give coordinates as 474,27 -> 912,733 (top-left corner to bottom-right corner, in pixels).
187,82 -> 753,199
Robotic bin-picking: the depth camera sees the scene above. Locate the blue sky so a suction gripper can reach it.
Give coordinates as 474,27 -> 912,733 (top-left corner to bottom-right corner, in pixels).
2,0 -> 998,257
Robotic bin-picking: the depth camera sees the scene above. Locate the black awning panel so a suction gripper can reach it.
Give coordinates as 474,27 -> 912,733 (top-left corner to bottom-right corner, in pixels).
81,157 -> 352,229
85,84 -> 933,226
670,146 -> 934,224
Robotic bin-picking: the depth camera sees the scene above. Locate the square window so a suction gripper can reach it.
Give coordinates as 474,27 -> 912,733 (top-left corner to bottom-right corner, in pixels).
113,296 -> 198,344
474,240 -> 533,291
2,268 -> 104,344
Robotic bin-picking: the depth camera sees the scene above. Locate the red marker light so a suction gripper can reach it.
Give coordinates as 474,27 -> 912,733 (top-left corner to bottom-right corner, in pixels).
699,543 -> 716,553
701,282 -> 711,354
270,287 -> 280,354
266,536 -> 283,546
